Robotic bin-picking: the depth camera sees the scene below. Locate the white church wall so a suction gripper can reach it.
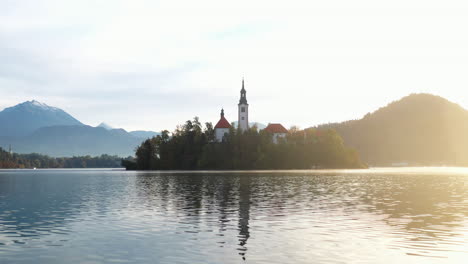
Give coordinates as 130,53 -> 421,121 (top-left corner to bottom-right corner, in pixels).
215,128 -> 230,142
272,133 -> 286,144
238,104 -> 249,132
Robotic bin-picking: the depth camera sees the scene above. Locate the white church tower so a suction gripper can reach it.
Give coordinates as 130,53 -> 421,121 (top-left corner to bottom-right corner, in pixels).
238,79 -> 249,132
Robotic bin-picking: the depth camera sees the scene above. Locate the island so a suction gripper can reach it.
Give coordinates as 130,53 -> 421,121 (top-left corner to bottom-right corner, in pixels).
125,80 -> 365,170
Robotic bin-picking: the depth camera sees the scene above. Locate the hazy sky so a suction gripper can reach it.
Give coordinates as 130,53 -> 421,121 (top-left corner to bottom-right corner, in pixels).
1,0 -> 468,131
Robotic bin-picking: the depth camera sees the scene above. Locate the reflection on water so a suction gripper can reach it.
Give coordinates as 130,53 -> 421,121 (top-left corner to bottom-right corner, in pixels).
0,168 -> 467,263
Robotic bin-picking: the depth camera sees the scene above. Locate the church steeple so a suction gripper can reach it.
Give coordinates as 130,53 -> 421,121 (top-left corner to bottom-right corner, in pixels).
239,78 -> 248,105
238,78 -> 249,131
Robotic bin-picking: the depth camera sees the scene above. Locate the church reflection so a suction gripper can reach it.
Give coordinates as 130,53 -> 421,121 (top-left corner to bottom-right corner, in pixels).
134,171 -> 468,261
3,170 -> 465,261
134,172 -> 254,261
137,171 -> 468,259
237,175 -> 251,261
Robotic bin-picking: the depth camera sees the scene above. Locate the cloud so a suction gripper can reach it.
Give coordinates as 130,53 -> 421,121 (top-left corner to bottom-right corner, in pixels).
1,0 -> 468,131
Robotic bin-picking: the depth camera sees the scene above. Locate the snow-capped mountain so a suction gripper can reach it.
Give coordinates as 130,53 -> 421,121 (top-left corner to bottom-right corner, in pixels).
0,100 -> 83,137
0,100 -> 161,156
97,122 -> 113,130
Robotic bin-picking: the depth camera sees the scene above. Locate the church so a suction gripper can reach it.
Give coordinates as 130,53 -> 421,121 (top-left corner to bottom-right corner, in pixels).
214,79 -> 288,143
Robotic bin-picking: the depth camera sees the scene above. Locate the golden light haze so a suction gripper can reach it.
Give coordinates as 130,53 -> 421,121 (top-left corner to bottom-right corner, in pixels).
1,0 -> 468,131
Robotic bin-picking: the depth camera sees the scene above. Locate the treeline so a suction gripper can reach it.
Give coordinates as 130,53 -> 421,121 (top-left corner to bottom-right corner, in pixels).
0,147 -> 123,168
129,117 -> 365,170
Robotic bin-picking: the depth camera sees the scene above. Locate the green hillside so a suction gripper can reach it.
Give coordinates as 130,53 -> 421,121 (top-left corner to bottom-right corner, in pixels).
317,93 -> 468,166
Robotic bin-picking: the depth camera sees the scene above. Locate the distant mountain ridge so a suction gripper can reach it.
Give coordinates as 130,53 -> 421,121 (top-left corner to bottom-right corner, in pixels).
0,101 -> 158,157
129,130 -> 161,139
0,125 -> 142,157
97,122 -> 113,130
316,93 -> 468,166
96,122 -> 160,139
0,100 -> 83,137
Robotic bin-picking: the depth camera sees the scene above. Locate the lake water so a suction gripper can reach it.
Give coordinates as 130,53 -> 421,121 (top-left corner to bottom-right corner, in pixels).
0,168 -> 467,264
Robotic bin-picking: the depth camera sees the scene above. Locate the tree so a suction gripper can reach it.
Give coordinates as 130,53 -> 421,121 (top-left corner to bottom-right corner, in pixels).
128,117 -> 365,171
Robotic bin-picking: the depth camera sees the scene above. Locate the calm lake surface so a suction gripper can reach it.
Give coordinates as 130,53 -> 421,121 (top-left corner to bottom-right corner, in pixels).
0,168 -> 467,264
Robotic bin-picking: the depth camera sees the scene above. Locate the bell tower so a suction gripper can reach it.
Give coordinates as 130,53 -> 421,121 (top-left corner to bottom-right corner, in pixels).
238,79 -> 249,132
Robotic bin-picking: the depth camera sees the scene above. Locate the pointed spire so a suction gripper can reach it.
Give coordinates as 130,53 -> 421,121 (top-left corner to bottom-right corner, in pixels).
239,78 -> 248,105
221,108 -> 225,117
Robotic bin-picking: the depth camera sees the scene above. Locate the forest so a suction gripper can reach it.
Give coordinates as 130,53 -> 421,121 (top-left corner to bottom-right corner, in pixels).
129,117 -> 365,170
0,147 -> 123,168
318,93 -> 468,166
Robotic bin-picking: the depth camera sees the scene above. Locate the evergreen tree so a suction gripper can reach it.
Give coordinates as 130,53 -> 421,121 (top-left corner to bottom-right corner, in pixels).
129,117 -> 365,170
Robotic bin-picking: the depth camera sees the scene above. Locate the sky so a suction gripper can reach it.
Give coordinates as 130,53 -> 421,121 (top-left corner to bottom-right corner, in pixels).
1,0 -> 468,132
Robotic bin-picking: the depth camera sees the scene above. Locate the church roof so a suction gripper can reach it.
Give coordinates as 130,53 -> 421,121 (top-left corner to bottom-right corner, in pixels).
264,123 -> 288,134
215,116 -> 231,129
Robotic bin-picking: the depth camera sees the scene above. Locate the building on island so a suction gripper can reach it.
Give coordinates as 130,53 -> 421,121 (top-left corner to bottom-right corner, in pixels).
214,79 -> 288,144
264,123 -> 288,144
214,109 -> 231,142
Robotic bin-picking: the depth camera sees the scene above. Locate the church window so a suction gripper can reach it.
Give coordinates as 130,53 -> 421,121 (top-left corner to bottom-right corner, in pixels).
241,107 -> 245,112
242,117 -> 245,120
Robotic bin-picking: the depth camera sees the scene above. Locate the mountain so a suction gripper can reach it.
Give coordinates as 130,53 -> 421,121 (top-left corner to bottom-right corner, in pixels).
97,122 -> 113,130
0,126 -> 143,157
129,130 -> 161,139
0,100 -> 83,137
316,93 -> 468,166
97,123 -> 159,139
0,101 -> 148,157
232,121 -> 267,130
97,122 -> 160,140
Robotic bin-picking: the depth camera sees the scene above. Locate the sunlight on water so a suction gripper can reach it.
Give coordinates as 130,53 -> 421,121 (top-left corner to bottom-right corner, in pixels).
0,168 -> 467,263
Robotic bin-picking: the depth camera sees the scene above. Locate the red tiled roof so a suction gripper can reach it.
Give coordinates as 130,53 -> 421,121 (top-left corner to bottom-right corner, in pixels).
215,116 -> 231,129
264,123 -> 288,133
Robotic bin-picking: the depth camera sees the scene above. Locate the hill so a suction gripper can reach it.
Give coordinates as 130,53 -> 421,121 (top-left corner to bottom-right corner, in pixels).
316,93 -> 468,166
0,100 -> 83,137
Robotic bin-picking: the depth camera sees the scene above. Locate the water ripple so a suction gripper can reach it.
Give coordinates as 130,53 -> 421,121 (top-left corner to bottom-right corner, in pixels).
0,169 -> 467,263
